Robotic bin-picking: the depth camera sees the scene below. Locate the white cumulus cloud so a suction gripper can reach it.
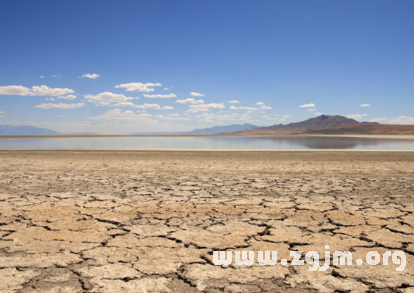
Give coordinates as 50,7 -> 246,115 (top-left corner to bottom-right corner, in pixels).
0,85 -> 74,96
175,98 -> 204,104
85,92 -> 136,106
0,85 -> 33,95
255,102 -> 264,105
228,100 -> 240,104
190,92 -> 204,96
314,112 -> 324,115
360,104 -> 370,107
31,85 -> 74,96
346,114 -> 368,119
115,82 -> 161,92
35,103 -> 85,109
283,114 -> 293,118
82,73 -> 100,79
143,93 -> 177,98
300,103 -> 316,108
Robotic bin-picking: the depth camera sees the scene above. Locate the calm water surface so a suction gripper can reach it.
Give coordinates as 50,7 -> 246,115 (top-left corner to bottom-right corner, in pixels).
1,136 -> 414,150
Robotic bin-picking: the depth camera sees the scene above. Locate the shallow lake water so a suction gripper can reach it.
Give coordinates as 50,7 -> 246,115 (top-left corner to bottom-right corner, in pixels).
1,136 -> 414,150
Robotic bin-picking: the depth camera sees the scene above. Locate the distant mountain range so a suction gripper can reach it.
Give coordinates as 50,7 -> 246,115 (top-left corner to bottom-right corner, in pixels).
0,125 -> 98,136
131,123 -> 259,135
0,125 -> 60,135
1,116 -> 414,135
177,123 -> 258,135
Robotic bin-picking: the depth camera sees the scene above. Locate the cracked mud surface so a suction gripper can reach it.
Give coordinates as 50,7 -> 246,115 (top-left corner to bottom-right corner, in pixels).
0,150 -> 414,293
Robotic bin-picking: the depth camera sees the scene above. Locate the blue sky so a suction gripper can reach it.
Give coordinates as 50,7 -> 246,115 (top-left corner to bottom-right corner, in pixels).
0,0 -> 413,133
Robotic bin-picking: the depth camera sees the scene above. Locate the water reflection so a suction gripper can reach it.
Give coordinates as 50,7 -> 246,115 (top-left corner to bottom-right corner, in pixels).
0,136 -> 414,150
241,136 -> 381,149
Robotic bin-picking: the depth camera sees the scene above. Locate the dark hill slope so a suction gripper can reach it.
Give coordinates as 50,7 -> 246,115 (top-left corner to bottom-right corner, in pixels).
240,115 -> 359,134
306,123 -> 414,134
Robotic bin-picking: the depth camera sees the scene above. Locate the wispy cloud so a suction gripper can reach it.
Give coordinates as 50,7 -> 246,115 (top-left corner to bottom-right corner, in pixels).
229,106 -> 258,110
360,104 -> 370,107
307,108 -> 316,111
175,98 -> 204,104
35,103 -> 85,109
85,92 -> 136,106
369,118 -> 388,122
255,102 -> 264,105
89,109 -> 156,121
155,114 -> 190,121
186,103 -> 225,113
112,102 -> 138,107
314,112 -> 323,115
195,112 -> 239,122
0,85 -> 74,96
135,103 -> 173,110
228,100 -> 240,104
388,116 -> 414,124
283,114 -> 293,118
143,93 -> 177,98
56,95 -> 77,100
115,82 -> 161,92
260,105 -> 272,110
190,92 -> 204,96
299,103 -> 315,108
346,114 -> 367,119
82,73 -> 100,79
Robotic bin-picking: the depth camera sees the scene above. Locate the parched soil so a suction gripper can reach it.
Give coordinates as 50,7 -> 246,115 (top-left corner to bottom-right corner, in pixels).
0,150 -> 414,293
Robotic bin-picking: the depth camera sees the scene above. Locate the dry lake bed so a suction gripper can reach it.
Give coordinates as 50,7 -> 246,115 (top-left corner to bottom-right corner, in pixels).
0,150 -> 414,293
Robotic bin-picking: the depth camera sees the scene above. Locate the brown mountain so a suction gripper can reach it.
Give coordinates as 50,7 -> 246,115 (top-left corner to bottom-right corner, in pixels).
240,115 -> 359,134
306,122 -> 414,134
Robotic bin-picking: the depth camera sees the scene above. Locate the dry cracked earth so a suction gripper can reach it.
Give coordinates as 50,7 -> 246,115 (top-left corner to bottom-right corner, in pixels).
0,150 -> 414,293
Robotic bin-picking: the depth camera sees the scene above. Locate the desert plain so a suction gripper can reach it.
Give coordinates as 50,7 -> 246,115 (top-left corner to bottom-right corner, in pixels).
0,150 -> 414,293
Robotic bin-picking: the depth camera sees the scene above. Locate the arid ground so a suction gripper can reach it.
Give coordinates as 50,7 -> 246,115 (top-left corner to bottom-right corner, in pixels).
0,150 -> 414,293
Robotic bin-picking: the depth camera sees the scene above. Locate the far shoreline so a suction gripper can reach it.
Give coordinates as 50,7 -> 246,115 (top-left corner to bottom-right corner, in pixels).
1,133 -> 414,139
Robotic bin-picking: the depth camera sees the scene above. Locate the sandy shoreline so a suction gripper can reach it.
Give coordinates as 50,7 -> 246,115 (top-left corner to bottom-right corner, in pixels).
1,150 -> 414,292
